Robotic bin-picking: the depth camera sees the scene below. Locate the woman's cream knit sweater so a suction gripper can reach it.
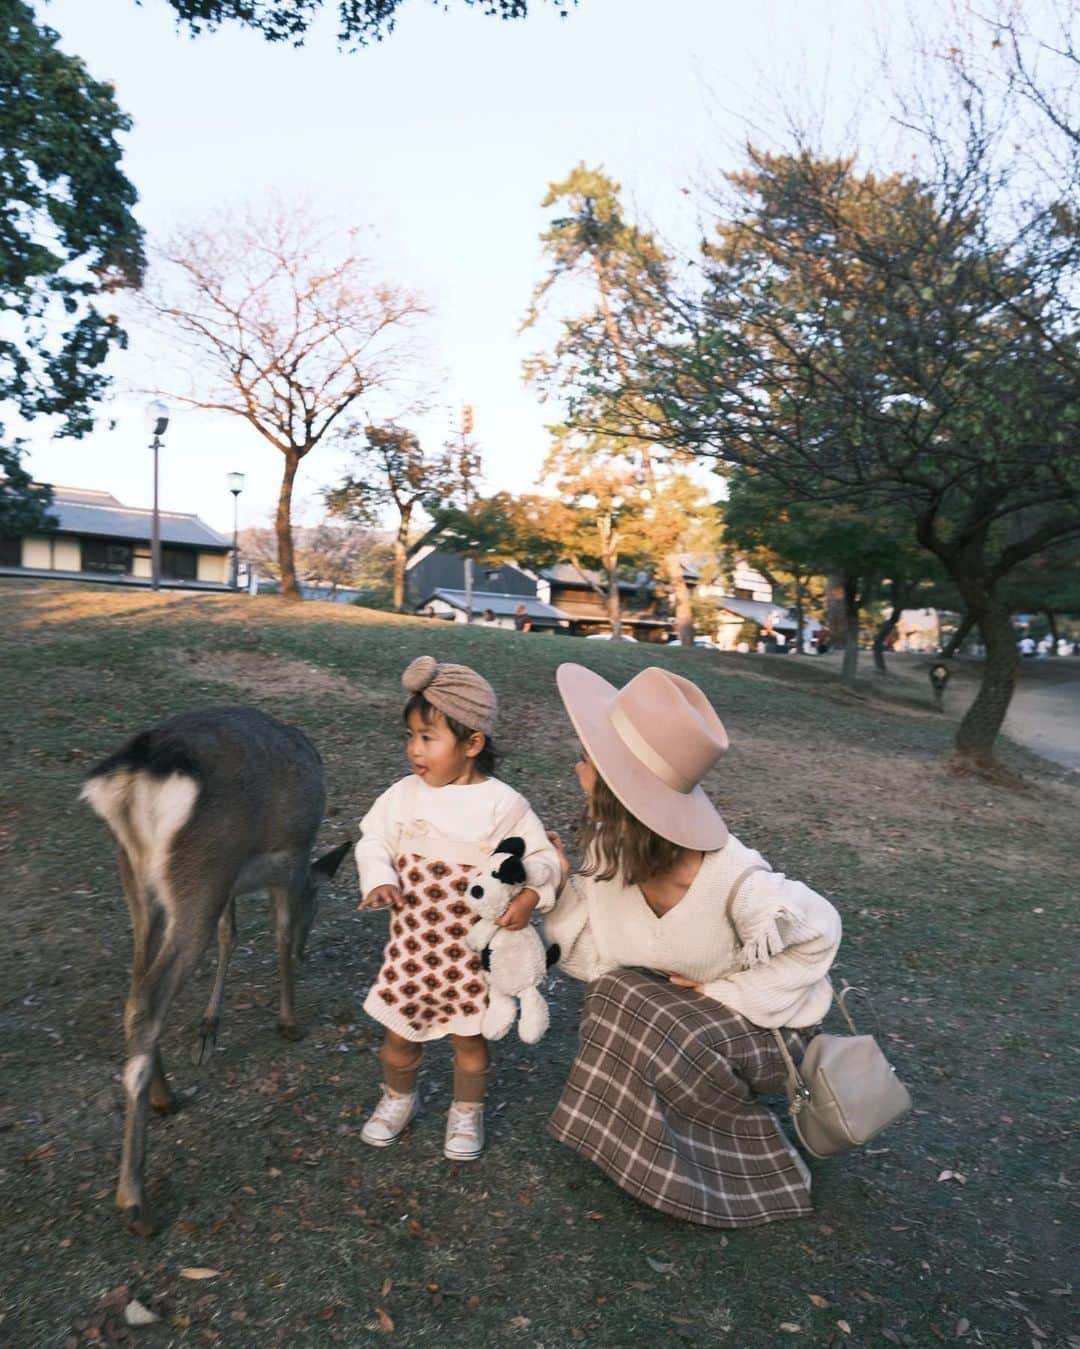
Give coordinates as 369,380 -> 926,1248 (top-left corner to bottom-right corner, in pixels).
543,833 -> 842,1028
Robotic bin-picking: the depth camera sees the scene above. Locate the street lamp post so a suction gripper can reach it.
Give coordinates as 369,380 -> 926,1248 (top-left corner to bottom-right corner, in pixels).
226,471 -> 245,588
145,400 -> 169,590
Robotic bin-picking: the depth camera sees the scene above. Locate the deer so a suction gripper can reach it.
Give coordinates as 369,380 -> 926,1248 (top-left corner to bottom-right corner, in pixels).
81,705 -> 350,1236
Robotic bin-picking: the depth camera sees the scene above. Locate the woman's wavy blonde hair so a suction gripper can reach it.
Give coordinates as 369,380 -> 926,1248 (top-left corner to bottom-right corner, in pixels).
578,769 -> 684,886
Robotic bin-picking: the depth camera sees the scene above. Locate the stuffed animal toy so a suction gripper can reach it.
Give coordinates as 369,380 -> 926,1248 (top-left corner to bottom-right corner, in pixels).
466,836 -> 559,1044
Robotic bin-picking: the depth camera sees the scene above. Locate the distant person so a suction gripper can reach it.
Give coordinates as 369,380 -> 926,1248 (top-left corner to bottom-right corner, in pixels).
816,624 -> 831,654
513,603 -> 532,633
481,608 -> 497,626
1018,635 -> 1036,657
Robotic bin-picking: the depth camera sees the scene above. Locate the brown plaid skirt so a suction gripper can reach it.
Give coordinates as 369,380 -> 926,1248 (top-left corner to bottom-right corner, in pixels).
548,969 -> 817,1229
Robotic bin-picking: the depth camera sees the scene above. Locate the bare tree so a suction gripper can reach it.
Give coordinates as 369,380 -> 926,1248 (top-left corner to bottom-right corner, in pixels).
297,519 -> 380,594
325,423 -> 477,611
145,200 -> 430,597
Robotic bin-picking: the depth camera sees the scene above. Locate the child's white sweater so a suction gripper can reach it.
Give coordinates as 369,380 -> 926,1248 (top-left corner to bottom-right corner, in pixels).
355,774 -> 561,911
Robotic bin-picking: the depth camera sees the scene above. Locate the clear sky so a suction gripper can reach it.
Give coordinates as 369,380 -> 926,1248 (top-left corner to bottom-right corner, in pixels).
26,0 -> 917,537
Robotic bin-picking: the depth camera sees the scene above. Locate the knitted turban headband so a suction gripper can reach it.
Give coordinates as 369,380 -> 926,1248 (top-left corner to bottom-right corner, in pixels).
402,655 -> 498,735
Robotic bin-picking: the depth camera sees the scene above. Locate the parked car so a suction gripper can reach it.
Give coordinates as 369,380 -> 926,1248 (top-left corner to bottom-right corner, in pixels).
585,632 -> 638,641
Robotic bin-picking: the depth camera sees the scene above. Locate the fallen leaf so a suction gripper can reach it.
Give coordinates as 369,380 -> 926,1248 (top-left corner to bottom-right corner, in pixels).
376,1307 -> 394,1332
1024,1317 -> 1047,1340
509,1316 -> 531,1328
380,1278 -> 392,1298
837,1321 -> 852,1335
780,1324 -> 803,1333
956,1318 -> 970,1336
124,1299 -> 159,1327
172,1314 -> 191,1329
937,1169 -> 967,1185
179,1267 -> 221,1280
809,1294 -> 830,1308
645,1257 -> 675,1274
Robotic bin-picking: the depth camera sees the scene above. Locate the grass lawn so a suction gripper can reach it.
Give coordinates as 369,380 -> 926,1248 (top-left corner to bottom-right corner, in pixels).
1,581 -> 1076,1348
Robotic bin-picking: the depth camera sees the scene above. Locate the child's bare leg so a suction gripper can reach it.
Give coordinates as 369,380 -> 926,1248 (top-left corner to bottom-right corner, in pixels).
362,1029 -> 422,1147
381,1028 -> 423,1095
450,1033 -> 489,1104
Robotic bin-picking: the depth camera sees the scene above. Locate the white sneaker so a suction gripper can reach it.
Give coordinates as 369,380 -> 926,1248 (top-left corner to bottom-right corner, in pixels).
444,1102 -> 485,1162
361,1089 -> 419,1147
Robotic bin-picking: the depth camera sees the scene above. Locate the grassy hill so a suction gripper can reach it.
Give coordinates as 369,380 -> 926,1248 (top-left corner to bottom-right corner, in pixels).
1,581 -> 1076,1347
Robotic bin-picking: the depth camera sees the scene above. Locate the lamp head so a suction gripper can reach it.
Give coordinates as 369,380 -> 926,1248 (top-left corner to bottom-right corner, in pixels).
227,471 -> 245,496
146,399 -> 169,438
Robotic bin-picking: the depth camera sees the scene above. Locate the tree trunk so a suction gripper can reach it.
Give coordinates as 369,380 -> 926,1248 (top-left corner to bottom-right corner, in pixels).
840,574 -> 860,687
605,559 -> 622,639
953,588 -> 1020,772
392,538 -> 407,612
941,611 -> 974,658
793,575 -> 805,654
1045,609 -> 1058,654
872,579 -> 906,674
276,453 -> 301,599
826,571 -> 848,648
666,553 -> 694,646
393,506 -> 412,613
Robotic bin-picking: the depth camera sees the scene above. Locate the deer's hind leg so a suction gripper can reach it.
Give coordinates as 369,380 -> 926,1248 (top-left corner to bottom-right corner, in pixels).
273,878 -> 305,1042
117,893 -> 219,1237
118,849 -> 176,1114
191,899 -> 238,1066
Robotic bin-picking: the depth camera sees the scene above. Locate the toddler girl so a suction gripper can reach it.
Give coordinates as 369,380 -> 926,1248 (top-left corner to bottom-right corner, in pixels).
355,654 -> 560,1161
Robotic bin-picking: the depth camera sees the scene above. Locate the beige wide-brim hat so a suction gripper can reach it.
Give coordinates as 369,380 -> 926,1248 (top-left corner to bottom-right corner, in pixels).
556,663 -> 730,851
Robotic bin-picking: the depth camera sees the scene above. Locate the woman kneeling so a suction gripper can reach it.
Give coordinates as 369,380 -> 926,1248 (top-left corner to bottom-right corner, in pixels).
544,663 -> 842,1229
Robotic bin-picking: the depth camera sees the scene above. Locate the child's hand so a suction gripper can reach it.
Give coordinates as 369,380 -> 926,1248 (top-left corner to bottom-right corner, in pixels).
359,884 -> 402,911
547,830 -> 570,892
495,887 -> 540,930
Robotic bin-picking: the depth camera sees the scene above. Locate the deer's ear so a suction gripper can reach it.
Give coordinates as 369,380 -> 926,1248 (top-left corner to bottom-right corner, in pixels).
313,840 -> 351,879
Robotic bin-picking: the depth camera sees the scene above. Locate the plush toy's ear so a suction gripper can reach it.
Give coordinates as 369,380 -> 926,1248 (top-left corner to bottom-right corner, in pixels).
494,836 -> 526,859
493,854 -> 527,886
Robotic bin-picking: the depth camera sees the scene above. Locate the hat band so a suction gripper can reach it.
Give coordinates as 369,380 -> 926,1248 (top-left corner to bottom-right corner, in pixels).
609,703 -> 694,794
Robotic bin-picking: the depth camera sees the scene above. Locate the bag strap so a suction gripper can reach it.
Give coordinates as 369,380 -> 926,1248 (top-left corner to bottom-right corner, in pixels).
720,860 -> 857,1107
771,1026 -> 812,1111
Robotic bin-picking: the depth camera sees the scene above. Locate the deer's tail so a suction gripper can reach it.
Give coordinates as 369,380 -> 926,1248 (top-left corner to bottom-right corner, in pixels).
81,732 -> 201,883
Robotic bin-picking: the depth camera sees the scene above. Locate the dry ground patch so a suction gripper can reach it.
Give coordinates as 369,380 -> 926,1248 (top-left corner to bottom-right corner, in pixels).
1,582 -> 1076,1348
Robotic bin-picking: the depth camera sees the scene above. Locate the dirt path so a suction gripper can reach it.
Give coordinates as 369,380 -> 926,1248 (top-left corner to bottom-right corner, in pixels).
791,649 -> 1080,771
1000,664 -> 1080,770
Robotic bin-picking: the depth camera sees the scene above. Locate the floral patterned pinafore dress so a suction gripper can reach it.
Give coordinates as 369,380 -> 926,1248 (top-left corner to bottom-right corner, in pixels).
363,827 -> 490,1042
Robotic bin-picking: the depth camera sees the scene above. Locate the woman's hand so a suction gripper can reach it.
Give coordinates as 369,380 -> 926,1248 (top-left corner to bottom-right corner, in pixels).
668,973 -> 704,993
358,884 -> 402,911
547,830 -> 571,893
495,887 -> 540,930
